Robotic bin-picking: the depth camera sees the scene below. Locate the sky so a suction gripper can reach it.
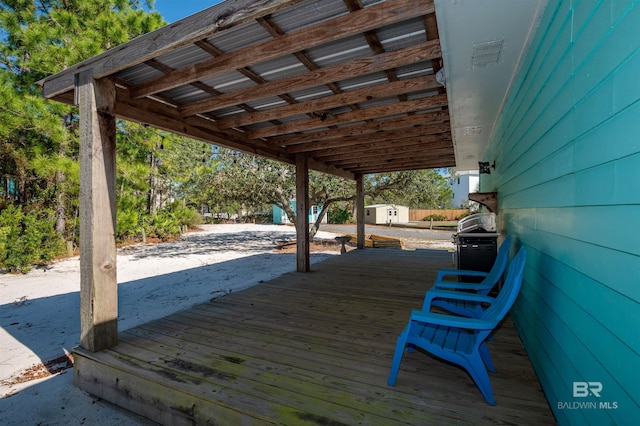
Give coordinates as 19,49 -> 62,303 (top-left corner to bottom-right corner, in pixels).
152,0 -> 225,23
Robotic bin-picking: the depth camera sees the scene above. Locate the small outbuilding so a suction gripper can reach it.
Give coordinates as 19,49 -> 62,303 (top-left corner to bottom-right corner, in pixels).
273,202 -> 327,225
364,204 -> 409,225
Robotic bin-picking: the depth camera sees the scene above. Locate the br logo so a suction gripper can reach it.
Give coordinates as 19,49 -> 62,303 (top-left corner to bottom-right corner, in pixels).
573,382 -> 602,398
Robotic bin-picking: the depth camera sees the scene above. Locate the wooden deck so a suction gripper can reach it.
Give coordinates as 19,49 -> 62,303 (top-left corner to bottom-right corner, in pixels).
73,248 -> 556,425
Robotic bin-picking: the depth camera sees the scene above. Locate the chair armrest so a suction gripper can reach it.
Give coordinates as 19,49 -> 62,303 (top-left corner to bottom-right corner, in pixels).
433,281 -> 493,291
422,289 -> 495,311
410,310 -> 494,330
435,268 -> 490,282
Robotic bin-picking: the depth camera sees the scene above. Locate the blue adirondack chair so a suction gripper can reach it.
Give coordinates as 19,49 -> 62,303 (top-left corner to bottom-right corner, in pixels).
387,247 -> 527,405
426,236 -> 511,318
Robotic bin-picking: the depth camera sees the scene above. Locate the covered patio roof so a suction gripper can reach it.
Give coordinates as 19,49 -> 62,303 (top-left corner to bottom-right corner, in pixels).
42,0 -> 451,179
37,0 -> 548,356
41,0 -> 547,175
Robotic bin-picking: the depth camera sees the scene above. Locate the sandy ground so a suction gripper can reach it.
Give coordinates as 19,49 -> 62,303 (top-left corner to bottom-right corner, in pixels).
0,224 -> 342,425
0,223 -> 453,424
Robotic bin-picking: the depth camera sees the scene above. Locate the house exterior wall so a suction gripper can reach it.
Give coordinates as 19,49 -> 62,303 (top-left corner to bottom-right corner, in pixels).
449,170 -> 479,208
273,203 -> 326,225
481,2 -> 640,424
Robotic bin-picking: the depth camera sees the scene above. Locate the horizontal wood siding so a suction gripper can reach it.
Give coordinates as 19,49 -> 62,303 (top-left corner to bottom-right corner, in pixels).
482,1 -> 640,424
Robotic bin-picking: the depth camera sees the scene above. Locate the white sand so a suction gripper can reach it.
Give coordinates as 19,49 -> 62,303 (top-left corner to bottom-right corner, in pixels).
0,224 -> 339,424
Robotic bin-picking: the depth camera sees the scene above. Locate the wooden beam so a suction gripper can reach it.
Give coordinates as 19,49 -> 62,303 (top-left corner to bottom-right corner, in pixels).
341,152 -> 455,169
215,75 -> 440,129
349,156 -> 456,173
325,145 -> 454,167
468,192 -> 498,213
248,100 -> 449,139
77,70 -> 118,352
285,123 -> 451,153
356,174 -> 365,250
42,0 -> 300,99
114,89 -> 292,163
179,41 -> 441,117
344,0 -> 410,103
308,133 -> 452,158
130,0 -> 435,100
116,89 -> 355,179
295,154 -> 310,272
271,100 -> 449,146
255,15 -> 359,115
307,158 -> 355,180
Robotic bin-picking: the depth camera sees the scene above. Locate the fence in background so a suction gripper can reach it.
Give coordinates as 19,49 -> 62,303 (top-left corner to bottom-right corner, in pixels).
409,209 -> 468,221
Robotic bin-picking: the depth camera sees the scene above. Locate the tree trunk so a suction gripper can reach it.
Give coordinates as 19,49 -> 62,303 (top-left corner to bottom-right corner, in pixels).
55,185 -> 66,234
309,202 -> 332,239
55,150 -> 66,235
148,151 -> 158,215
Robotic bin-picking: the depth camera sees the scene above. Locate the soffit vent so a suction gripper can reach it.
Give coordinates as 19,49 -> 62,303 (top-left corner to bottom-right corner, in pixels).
463,126 -> 482,135
471,39 -> 504,68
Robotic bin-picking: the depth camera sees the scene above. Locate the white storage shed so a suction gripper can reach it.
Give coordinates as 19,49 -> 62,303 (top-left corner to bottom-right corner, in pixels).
364,204 -> 409,225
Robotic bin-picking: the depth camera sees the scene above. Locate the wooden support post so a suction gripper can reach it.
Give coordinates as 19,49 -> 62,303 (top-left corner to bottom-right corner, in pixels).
356,173 -> 365,250
295,154 -> 310,272
77,69 -> 118,352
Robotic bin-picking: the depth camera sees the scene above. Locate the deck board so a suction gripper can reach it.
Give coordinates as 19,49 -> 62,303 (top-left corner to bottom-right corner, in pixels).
73,248 -> 556,425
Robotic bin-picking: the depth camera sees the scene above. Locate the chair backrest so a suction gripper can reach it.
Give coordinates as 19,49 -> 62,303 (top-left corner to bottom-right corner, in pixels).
480,246 -> 526,324
477,236 -> 512,291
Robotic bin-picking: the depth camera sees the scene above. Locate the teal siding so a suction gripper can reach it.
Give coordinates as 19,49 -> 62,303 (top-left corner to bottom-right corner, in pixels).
482,1 -> 640,424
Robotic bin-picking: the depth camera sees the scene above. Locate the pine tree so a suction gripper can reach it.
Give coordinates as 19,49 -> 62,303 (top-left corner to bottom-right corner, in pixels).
0,1 -> 164,241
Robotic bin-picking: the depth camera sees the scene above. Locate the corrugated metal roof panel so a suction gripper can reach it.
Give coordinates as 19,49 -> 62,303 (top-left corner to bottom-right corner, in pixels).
161,86 -> 212,104
395,62 -> 435,78
249,55 -> 307,82
270,0 -> 348,33
199,70 -> 255,93
211,106 -> 246,119
115,63 -> 164,85
245,96 -> 290,111
305,35 -> 371,67
155,43 -> 213,69
289,87 -> 334,102
357,96 -> 403,109
377,18 -> 427,50
337,72 -> 389,92
204,20 -> 272,53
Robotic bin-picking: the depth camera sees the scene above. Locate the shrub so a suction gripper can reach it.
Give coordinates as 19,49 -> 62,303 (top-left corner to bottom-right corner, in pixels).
116,207 -> 140,240
423,214 -> 447,221
456,211 -> 472,220
328,205 -> 352,224
168,202 -> 202,229
144,211 -> 180,239
0,205 -> 65,273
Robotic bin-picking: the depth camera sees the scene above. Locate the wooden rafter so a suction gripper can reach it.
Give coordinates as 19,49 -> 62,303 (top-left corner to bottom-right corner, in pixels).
328,144 -> 453,165
248,99 -> 449,139
179,41 -> 441,117
312,139 -> 453,161
270,103 -> 449,146
215,75 -> 439,129
129,0 -> 434,100
42,0 -> 454,179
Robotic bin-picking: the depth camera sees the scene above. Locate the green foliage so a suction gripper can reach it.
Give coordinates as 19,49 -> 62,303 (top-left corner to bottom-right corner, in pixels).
423,214 -> 447,221
0,0 -> 166,257
145,211 -> 181,240
0,205 -> 64,273
167,202 -> 202,229
456,211 -> 472,220
116,207 -> 140,241
328,204 -> 353,224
